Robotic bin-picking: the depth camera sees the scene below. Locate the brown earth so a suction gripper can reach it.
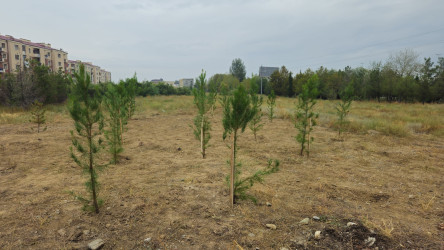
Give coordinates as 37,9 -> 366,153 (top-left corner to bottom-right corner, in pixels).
0,107 -> 443,249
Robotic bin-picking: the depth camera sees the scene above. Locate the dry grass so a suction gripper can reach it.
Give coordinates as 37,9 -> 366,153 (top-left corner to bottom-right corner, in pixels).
0,96 -> 443,249
271,97 -> 444,138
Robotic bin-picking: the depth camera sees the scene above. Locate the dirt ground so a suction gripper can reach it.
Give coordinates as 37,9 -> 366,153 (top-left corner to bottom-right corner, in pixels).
0,105 -> 443,249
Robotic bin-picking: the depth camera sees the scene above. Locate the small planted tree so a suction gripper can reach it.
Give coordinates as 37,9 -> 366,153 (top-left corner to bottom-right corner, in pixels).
122,75 -> 137,119
248,84 -> 264,141
68,64 -> 104,213
192,70 -> 216,158
222,85 -> 279,207
267,90 -> 276,122
295,74 -> 319,157
29,100 -> 47,133
103,83 -> 127,164
335,83 -> 354,138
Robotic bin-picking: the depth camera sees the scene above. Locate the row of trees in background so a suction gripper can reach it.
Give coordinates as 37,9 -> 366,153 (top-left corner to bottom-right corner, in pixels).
220,52 -> 444,103
267,51 -> 444,103
0,61 -> 70,107
0,63 -> 191,107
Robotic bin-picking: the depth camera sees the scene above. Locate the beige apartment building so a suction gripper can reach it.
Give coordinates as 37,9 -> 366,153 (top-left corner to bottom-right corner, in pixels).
0,34 -> 68,74
68,60 -> 111,84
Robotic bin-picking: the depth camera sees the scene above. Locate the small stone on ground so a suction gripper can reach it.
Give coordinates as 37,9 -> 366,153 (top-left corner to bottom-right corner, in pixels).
88,238 -> 104,250
266,224 -> 277,230
347,222 -> 357,227
299,218 -> 310,225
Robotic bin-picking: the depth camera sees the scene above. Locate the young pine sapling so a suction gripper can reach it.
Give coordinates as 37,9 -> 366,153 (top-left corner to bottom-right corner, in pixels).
267,90 -> 276,122
295,74 -> 319,157
335,83 -> 354,138
192,70 -> 216,158
103,83 -> 128,164
248,84 -> 264,141
68,64 -> 105,213
222,85 -> 279,207
29,100 -> 47,133
122,75 -> 137,119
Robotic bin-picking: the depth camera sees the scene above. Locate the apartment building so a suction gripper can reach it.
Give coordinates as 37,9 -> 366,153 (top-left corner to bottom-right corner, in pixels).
0,34 -> 68,74
179,78 -> 194,88
68,60 -> 111,84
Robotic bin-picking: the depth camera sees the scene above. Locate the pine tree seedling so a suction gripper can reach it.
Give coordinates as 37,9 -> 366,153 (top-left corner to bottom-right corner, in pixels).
123,75 -> 137,119
335,83 -> 354,138
103,83 -> 127,164
222,85 -> 278,206
248,85 -> 264,141
68,64 -> 105,213
29,100 -> 47,133
192,70 -> 216,158
267,90 -> 276,122
295,74 -> 319,157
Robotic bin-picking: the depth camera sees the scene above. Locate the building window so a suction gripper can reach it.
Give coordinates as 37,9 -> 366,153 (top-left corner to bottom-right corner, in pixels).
1,43 -> 5,48
2,54 -> 6,59
15,55 -> 19,60
16,65 -> 20,70
58,54 -> 61,58
58,62 -> 61,66
14,45 -> 19,50
22,45 -> 25,51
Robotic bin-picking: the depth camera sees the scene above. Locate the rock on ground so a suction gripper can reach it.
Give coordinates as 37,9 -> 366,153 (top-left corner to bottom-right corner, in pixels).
88,239 -> 104,250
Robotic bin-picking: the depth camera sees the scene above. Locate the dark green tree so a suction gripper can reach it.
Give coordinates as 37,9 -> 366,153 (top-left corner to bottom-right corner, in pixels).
295,74 -> 319,157
419,57 -> 436,104
229,58 -> 246,82
288,72 -> 294,97
192,70 -> 216,158
68,64 -> 104,213
269,66 -> 290,96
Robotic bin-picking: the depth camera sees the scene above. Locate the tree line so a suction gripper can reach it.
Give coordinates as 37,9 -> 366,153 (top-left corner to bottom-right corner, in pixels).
214,51 -> 444,103
0,62 -> 192,107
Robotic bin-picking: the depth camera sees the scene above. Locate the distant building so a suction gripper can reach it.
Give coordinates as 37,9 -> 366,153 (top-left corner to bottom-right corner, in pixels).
68,60 -> 111,84
179,78 -> 193,88
151,78 -> 164,84
259,66 -> 279,78
0,34 -> 68,74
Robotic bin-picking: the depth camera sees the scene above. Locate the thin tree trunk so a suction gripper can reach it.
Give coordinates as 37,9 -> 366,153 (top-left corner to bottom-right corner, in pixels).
119,109 -> 123,144
88,126 -> 99,213
230,131 -> 236,208
307,117 -> 311,158
201,115 -> 205,158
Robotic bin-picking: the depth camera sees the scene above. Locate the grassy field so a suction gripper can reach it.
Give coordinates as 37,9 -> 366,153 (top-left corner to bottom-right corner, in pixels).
3,96 -> 443,137
0,96 -> 443,249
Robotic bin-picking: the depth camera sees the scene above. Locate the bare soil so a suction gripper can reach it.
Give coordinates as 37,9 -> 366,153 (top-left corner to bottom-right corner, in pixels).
0,107 -> 443,249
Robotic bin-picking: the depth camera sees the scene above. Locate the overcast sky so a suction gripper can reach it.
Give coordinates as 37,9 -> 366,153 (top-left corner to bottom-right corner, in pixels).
2,0 -> 444,81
